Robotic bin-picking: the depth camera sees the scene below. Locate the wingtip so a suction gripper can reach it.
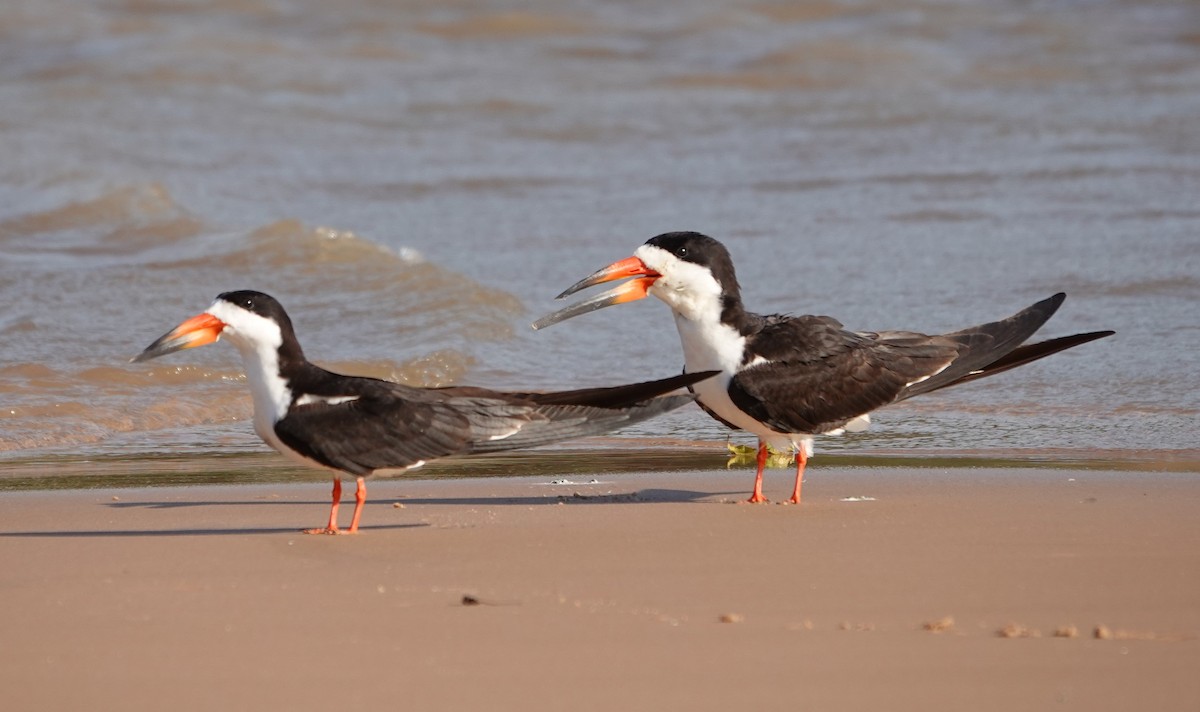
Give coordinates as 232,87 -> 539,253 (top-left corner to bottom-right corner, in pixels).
1018,292 -> 1067,323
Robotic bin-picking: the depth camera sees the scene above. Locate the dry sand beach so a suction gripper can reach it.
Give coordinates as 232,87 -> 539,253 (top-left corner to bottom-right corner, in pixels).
2,462 -> 1197,711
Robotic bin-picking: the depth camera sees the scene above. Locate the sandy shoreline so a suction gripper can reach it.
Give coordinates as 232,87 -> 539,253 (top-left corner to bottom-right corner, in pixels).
2,465 -> 1198,711
3,442 -> 1197,490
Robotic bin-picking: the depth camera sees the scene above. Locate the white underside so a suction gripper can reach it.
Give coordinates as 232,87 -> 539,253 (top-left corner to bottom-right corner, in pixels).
674,312 -> 834,456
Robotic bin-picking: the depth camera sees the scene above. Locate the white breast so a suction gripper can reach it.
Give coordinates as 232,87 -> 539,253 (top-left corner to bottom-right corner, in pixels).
671,312 -> 803,450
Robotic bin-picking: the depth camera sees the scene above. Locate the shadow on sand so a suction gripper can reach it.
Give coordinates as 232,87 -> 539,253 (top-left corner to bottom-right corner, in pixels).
0,523 -> 430,538
0,488 -> 732,538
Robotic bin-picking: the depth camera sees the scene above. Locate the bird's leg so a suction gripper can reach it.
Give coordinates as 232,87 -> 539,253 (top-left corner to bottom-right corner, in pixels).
303,476 -> 343,535
747,440 -> 770,503
346,477 -> 367,534
787,447 -> 808,504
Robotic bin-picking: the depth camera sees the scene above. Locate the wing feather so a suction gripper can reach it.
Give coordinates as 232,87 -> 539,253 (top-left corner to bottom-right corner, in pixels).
272,372 -> 699,475
728,315 -> 959,434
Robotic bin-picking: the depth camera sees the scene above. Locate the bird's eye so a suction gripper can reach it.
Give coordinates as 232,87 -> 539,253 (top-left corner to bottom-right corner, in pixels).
676,247 -> 688,257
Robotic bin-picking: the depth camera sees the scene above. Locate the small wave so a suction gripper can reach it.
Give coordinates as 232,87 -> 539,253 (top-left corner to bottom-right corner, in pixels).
662,38 -> 940,91
0,363 -> 57,380
176,219 -> 526,344
315,350 -> 476,388
1,185 -> 524,349
889,209 -> 994,223
0,183 -> 181,236
0,349 -> 479,456
0,315 -> 36,335
237,219 -> 425,270
416,12 -> 593,39
1036,274 -> 1200,299
77,365 -> 246,388
319,176 -> 564,202
0,186 -> 525,458
0,363 -> 243,394
0,184 -> 205,261
0,390 -> 252,454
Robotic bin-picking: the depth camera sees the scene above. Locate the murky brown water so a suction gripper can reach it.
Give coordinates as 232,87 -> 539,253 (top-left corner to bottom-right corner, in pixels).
1,0 -> 1197,475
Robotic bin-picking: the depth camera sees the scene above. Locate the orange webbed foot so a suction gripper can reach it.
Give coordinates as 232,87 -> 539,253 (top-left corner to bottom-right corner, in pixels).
302,526 -> 351,535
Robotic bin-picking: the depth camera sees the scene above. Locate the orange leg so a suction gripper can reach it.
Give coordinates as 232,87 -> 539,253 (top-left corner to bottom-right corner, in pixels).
787,447 -> 808,504
303,477 -> 344,535
346,477 -> 367,534
746,440 -> 769,503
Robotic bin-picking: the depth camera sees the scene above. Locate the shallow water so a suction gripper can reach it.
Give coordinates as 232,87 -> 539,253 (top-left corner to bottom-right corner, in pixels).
1,0 -> 1197,474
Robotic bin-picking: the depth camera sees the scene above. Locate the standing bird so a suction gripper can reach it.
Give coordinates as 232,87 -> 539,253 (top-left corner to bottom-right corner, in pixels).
134,290 -> 714,533
533,232 -> 1113,504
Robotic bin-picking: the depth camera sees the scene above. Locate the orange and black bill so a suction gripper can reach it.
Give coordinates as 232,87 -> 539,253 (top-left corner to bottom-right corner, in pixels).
131,313 -> 226,363
532,257 -> 660,331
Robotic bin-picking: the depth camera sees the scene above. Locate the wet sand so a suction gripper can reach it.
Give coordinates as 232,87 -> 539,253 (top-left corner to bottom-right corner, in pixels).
2,466 -> 1197,711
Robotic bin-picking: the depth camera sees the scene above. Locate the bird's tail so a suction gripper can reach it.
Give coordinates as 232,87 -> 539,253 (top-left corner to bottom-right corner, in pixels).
912,330 -> 1114,396
897,293 -> 1113,400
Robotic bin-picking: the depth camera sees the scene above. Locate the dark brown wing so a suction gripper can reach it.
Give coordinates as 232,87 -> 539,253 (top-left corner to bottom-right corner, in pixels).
727,315 -> 960,434
725,294 -> 1111,435
915,330 -> 1112,395
274,392 -> 476,475
273,373 -> 705,476
895,293 -> 1067,399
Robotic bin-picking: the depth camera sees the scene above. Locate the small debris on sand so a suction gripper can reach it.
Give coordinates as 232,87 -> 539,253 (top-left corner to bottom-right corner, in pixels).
922,616 -> 955,633
1093,625 -> 1176,641
458,594 -> 521,607
719,613 -> 744,624
1054,625 -> 1079,638
997,623 -> 1041,638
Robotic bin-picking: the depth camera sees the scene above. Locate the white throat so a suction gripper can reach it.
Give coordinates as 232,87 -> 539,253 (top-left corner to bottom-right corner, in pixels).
636,244 -> 724,324
206,301 -> 293,443
635,243 -> 746,376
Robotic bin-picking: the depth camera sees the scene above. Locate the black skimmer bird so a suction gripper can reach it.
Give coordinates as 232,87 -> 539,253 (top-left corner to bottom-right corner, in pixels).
133,290 -> 715,533
533,232 -> 1114,504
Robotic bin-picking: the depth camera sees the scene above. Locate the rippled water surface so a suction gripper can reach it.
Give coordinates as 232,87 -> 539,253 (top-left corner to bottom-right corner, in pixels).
1,0 -> 1197,475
